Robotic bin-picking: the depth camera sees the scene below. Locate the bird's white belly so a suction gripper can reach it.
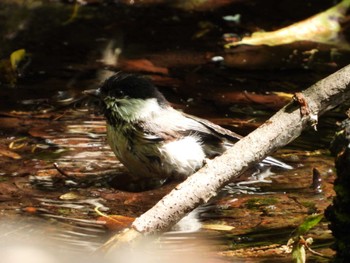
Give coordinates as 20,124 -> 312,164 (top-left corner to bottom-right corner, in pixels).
107,125 -> 205,179
159,136 -> 206,179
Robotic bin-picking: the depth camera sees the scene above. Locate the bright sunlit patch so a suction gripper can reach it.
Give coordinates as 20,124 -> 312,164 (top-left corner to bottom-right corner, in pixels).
161,136 -> 205,175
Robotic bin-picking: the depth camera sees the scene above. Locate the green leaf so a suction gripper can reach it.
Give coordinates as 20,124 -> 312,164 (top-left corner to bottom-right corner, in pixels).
295,214 -> 323,236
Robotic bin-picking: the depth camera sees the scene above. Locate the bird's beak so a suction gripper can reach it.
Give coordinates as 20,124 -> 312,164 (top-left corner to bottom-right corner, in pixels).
83,88 -> 101,98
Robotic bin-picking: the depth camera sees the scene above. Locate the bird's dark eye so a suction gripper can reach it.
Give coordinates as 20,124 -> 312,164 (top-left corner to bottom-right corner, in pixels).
118,89 -> 124,96
107,89 -> 124,98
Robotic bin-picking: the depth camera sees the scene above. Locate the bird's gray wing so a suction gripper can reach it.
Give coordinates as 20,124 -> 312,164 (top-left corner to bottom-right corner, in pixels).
130,121 -> 180,143
129,109 -> 240,146
182,113 -> 292,169
182,112 -> 242,142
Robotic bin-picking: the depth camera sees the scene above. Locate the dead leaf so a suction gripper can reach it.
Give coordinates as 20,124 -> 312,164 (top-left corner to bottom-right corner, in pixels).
10,49 -> 26,70
120,59 -> 169,75
23,206 -> 38,214
0,146 -> 21,159
226,0 -> 350,49
97,215 -> 135,231
201,223 -> 235,231
59,192 -> 82,200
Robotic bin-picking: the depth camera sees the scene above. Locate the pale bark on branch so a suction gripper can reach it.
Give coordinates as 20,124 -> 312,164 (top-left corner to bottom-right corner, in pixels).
98,64 -> 350,253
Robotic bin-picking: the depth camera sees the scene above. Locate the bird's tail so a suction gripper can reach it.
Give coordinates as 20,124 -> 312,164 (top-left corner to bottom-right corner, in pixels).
261,156 -> 293,170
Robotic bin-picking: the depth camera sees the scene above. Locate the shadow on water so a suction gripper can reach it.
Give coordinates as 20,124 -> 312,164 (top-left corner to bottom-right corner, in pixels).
0,0 -> 347,261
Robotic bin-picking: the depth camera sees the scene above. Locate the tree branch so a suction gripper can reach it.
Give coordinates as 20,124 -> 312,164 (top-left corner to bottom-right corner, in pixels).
97,64 -> 350,253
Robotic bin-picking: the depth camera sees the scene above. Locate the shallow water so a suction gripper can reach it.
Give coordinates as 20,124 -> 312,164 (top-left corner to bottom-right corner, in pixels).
0,0 -> 347,262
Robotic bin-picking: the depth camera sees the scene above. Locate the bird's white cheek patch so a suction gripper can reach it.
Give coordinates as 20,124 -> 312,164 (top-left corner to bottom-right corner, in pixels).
116,98 -> 161,122
161,136 -> 205,174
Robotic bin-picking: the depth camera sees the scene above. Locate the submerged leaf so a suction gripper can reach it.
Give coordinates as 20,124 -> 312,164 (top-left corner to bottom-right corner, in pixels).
63,1 -> 81,25
10,49 -> 26,70
96,206 -> 135,231
201,223 -> 234,231
226,0 -> 350,49
0,147 -> 21,159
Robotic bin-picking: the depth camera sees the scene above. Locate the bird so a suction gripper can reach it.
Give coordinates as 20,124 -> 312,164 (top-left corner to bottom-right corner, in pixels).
85,73 -> 292,188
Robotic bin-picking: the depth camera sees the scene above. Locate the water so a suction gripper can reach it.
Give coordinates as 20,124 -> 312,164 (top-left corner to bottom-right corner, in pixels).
0,0 -> 347,261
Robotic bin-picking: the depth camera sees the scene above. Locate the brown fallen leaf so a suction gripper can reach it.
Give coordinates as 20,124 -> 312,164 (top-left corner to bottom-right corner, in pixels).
97,215 -> 135,231
23,206 -> 38,214
0,146 -> 21,159
120,59 -> 169,75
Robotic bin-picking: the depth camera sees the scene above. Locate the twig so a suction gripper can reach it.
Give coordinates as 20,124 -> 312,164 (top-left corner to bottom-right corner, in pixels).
53,162 -> 72,178
305,243 -> 333,259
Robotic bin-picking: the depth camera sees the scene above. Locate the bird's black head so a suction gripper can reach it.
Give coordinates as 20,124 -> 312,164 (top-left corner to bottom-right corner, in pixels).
99,73 -> 168,105
88,73 -> 170,124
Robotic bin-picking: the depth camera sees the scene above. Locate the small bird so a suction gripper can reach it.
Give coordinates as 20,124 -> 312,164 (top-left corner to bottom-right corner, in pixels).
85,73 -> 291,188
